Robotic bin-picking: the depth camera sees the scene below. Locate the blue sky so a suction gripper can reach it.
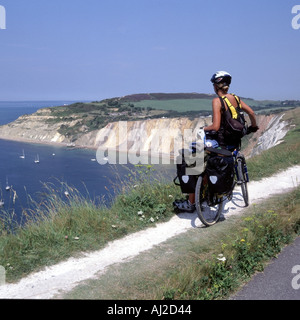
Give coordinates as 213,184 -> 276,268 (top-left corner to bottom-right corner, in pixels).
0,0 -> 299,101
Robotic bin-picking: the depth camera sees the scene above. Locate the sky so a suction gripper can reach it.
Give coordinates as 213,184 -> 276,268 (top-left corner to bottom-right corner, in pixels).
0,0 -> 299,101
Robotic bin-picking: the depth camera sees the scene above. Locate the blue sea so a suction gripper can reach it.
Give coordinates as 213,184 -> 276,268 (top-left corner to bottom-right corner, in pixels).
0,101 -> 173,225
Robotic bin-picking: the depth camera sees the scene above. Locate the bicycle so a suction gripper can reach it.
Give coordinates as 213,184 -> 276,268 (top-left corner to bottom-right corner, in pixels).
195,132 -> 249,227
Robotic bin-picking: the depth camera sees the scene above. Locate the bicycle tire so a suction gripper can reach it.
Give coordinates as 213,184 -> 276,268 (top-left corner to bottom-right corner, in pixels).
195,175 -> 224,227
237,158 -> 249,207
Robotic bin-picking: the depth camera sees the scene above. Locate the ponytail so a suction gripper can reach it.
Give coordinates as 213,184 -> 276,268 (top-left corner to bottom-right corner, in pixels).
216,82 -> 229,93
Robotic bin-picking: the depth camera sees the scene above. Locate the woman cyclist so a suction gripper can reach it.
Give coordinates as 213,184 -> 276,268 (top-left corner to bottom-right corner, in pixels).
174,71 -> 259,213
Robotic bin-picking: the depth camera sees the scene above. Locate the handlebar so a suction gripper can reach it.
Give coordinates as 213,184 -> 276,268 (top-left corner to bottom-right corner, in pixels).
246,125 -> 259,134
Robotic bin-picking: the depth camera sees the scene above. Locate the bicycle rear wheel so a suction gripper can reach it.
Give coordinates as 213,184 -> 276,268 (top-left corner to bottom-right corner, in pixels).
237,158 -> 249,207
195,175 -> 224,227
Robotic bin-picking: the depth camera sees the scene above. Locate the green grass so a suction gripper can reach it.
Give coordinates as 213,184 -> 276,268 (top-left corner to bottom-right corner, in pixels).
134,99 -> 213,112
154,187 -> 300,300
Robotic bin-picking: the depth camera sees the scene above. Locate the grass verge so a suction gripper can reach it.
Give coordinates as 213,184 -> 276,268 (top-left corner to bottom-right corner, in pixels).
155,187 -> 300,300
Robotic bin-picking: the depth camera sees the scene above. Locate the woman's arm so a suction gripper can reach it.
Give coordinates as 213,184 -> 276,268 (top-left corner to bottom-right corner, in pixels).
240,99 -> 257,127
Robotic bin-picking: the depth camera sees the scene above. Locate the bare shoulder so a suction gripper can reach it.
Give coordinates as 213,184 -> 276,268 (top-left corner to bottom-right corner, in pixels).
212,96 -> 220,103
212,97 -> 222,109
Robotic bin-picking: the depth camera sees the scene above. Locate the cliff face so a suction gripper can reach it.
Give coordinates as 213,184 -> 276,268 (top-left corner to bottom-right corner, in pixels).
0,108 -> 291,158
250,114 -> 289,156
0,110 -> 209,152
0,108 -> 69,144
79,117 -> 206,152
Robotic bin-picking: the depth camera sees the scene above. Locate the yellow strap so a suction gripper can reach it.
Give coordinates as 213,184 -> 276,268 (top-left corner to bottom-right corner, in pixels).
231,93 -> 242,109
222,96 -> 238,119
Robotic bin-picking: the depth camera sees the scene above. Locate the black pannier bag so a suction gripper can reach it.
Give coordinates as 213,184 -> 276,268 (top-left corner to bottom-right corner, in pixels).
205,147 -> 234,195
174,149 -> 199,194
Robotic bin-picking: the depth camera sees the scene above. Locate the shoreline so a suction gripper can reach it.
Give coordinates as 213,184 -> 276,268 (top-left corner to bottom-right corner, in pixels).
0,135 -> 178,165
0,135 -> 97,150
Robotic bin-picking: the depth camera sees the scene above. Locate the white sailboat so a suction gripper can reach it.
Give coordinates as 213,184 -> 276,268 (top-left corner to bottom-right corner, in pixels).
19,149 -> 25,159
34,154 -> 40,163
5,177 -> 10,191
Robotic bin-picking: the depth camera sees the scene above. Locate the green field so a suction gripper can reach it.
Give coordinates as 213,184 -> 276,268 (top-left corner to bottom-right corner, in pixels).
134,98 -> 213,112
129,96 -> 298,114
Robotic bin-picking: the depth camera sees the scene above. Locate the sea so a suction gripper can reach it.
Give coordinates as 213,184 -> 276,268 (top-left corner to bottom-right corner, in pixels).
0,101 -> 174,225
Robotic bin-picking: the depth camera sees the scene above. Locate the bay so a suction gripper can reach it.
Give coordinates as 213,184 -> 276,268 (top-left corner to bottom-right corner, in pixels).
0,138 -> 131,224
0,101 -> 126,224
0,101 -> 175,225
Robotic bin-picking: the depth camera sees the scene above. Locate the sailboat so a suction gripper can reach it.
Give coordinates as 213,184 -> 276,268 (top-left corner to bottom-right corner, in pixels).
19,149 -> 25,159
34,154 -> 40,163
5,177 -> 10,191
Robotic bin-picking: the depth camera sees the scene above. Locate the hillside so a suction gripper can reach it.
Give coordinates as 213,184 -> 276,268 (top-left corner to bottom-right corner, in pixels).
117,92 -> 216,102
0,93 -> 298,158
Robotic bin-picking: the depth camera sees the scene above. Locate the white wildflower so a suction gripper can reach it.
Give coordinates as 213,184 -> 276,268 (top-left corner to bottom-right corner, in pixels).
137,210 -> 143,216
217,254 -> 226,262
150,217 -> 155,223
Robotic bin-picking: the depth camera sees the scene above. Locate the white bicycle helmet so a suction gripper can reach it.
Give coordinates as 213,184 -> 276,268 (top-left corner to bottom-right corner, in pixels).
210,71 -> 232,85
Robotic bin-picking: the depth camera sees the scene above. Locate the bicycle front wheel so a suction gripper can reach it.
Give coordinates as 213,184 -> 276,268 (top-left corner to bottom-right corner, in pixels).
195,175 -> 224,227
237,158 -> 249,207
